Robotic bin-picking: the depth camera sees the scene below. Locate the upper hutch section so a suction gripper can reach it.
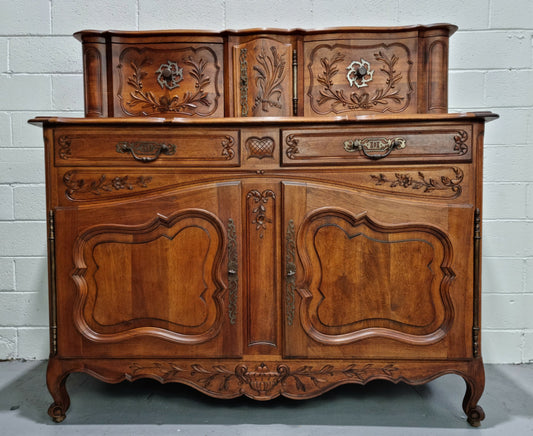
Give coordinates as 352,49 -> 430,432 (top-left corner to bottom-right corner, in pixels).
75,24 -> 457,118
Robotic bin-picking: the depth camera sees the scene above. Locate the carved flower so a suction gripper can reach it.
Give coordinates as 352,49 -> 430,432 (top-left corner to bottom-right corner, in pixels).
395,174 -> 412,188
111,177 -> 126,190
346,59 -> 374,88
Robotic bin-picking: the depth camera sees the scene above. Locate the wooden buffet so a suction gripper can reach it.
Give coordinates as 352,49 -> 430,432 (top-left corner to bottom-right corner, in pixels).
30,24 -> 497,425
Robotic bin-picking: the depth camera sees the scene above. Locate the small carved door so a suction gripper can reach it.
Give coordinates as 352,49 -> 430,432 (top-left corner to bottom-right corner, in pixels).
53,182 -> 242,358
233,37 -> 294,117
282,181 -> 473,359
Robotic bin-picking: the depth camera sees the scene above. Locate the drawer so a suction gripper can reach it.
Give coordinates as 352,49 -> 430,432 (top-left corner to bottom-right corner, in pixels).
112,42 -> 224,117
53,128 -> 240,167
281,124 -> 473,166
304,37 -> 417,116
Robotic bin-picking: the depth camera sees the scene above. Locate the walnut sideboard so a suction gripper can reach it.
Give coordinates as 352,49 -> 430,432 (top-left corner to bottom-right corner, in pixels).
30,25 -> 497,426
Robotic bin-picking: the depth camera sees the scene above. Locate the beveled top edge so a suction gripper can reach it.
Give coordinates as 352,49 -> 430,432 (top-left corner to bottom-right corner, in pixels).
29,112 -> 498,127
73,23 -> 458,41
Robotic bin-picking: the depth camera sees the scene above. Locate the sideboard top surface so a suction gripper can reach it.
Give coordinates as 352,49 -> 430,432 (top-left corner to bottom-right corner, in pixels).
29,111 -> 498,127
74,23 -> 458,41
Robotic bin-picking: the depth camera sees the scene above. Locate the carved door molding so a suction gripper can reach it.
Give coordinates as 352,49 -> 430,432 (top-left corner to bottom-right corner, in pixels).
295,207 -> 454,346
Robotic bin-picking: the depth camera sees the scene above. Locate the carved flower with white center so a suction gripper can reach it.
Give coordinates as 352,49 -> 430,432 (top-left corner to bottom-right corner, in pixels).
346,59 -> 374,88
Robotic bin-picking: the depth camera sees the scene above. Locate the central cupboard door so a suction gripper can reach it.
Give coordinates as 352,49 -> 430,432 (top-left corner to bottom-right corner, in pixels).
54,182 -> 243,358
282,181 -> 473,359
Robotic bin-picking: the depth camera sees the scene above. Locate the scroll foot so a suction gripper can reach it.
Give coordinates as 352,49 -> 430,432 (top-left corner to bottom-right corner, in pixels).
466,404 -> 485,427
48,402 -> 67,423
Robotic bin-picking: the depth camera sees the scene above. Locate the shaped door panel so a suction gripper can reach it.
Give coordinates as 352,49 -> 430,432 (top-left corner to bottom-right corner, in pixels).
283,181 -> 472,359
54,182 -> 242,358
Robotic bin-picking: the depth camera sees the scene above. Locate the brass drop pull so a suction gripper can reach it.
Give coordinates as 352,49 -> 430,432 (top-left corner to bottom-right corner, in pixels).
116,141 -> 176,162
344,137 -> 406,159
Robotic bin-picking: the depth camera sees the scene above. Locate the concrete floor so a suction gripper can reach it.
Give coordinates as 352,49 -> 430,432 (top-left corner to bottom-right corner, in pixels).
0,361 -> 532,435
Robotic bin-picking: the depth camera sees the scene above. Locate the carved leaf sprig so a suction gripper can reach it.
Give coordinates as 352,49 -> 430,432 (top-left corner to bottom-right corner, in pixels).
63,171 -> 153,197
288,365 -> 335,391
179,57 -> 211,109
128,362 -> 185,381
371,168 -> 464,195
252,46 -> 287,113
191,364 -> 238,390
342,363 -> 374,380
317,52 -> 346,107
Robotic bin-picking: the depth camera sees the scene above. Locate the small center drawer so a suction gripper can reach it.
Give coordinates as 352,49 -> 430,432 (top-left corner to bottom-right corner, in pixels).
281,124 -> 472,166
53,128 -> 240,167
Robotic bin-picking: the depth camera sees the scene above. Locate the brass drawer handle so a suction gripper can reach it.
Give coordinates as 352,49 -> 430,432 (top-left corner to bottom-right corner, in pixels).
116,141 -> 176,162
344,137 -> 406,160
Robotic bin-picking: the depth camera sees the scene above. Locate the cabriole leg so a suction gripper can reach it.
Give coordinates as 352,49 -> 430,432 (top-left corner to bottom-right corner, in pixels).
461,359 -> 486,427
46,358 -> 71,423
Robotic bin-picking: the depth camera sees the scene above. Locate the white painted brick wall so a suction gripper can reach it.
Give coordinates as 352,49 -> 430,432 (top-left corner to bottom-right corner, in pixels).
0,328 -> 17,359
52,0 -> 138,34
0,0 -> 531,363
14,186 -> 46,220
140,0 -> 225,30
0,259 -> 14,291
0,185 -> 13,220
0,39 -> 7,72
0,0 -> 51,35
14,258 -> 48,292
0,112 -> 12,146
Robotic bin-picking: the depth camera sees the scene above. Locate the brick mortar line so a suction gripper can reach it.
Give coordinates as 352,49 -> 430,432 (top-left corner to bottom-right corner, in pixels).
482,328 -> 533,332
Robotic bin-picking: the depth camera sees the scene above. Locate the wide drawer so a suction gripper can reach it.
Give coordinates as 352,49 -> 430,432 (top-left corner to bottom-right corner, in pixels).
281,124 -> 472,166
53,128 -> 240,167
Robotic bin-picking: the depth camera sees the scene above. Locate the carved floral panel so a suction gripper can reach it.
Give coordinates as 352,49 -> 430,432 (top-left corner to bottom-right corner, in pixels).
234,38 -> 293,117
305,42 -> 415,115
117,45 -> 223,117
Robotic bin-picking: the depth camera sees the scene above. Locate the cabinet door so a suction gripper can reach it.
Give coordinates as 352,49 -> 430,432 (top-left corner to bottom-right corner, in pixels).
54,182 -> 242,358
283,181 -> 473,359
